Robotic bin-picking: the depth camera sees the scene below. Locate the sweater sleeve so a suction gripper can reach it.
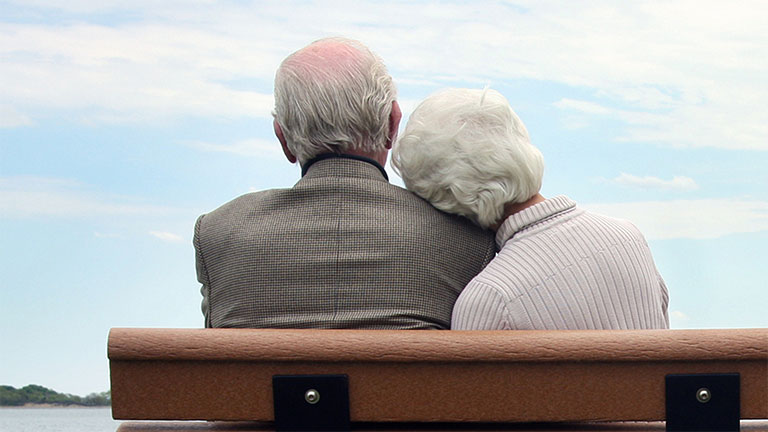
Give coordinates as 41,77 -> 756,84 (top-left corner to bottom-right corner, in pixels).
451,280 -> 512,330
659,271 -> 670,328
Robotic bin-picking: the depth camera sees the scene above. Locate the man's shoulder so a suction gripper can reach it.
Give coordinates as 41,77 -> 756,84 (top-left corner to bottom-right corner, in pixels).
198,188 -> 288,224
217,189 -> 284,209
302,171 -> 475,222
198,182 -> 493,243
382,183 -> 492,233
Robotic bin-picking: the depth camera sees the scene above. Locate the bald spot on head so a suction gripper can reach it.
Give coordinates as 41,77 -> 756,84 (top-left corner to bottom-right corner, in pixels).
280,38 -> 368,82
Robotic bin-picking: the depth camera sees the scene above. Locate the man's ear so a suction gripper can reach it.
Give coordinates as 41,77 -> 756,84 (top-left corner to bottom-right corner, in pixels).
274,119 -> 297,163
386,101 -> 402,150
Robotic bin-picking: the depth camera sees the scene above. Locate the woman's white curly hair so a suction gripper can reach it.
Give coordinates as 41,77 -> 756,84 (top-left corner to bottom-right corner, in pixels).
392,88 -> 544,229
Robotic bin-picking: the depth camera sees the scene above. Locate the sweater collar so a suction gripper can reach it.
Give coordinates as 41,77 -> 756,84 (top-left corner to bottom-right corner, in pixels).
496,195 -> 578,248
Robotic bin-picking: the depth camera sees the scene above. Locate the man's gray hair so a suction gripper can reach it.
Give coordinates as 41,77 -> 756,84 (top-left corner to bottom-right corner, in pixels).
273,37 -> 397,165
392,88 -> 544,229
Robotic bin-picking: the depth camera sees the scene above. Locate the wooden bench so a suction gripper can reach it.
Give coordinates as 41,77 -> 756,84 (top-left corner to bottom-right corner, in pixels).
108,328 -> 768,431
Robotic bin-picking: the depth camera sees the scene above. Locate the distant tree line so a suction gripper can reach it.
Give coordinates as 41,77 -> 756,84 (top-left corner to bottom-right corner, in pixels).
0,384 -> 110,406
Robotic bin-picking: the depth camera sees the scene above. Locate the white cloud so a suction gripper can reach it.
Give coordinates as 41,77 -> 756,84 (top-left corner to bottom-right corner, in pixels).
669,310 -> 691,328
185,139 -> 284,159
0,1 -> 766,149
149,231 -> 184,243
554,99 -> 613,116
397,97 -> 428,120
610,173 -> 699,191
554,97 -> 768,150
582,199 -> 768,240
0,22 -> 277,124
0,105 -> 33,128
0,176 -> 174,218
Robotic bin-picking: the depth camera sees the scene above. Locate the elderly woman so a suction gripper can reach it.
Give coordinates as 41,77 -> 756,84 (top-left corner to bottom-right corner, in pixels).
392,88 -> 669,330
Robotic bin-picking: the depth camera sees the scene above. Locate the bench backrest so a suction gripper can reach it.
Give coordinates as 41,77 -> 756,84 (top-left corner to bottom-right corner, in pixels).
108,328 -> 767,423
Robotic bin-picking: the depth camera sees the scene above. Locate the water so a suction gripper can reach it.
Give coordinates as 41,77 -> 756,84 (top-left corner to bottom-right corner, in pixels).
0,407 -> 120,432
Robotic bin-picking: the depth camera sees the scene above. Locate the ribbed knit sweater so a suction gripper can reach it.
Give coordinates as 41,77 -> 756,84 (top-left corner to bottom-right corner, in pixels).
451,196 -> 669,330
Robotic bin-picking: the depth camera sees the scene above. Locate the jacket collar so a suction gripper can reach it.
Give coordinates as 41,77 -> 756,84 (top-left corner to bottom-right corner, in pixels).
301,153 -> 389,181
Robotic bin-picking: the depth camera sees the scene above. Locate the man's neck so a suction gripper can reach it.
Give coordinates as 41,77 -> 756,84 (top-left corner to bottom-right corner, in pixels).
490,193 -> 546,231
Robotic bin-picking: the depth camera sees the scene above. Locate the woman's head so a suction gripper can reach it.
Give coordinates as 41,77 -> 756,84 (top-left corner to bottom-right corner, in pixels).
392,88 -> 544,229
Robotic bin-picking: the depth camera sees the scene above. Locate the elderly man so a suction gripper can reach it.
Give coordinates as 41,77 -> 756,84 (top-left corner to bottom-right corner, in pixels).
193,39 -> 495,329
392,88 -> 669,330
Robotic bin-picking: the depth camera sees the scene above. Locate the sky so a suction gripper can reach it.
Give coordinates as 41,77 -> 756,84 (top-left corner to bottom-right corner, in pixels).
1,1 -> 767,397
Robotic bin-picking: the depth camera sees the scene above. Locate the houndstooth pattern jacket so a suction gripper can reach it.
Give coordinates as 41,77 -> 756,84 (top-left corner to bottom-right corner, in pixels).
194,156 -> 496,329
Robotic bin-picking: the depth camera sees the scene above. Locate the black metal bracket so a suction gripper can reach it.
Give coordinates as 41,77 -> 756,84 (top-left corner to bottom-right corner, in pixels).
273,374 -> 350,432
665,373 -> 740,431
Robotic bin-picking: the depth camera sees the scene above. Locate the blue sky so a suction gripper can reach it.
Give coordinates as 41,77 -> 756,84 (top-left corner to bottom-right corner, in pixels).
1,1 -> 766,396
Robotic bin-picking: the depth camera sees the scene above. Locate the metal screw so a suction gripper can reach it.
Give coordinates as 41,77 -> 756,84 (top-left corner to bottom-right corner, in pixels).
696,387 -> 711,403
304,389 -> 320,405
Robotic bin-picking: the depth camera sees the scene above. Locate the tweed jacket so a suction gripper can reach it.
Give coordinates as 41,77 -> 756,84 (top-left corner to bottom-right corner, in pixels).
194,156 -> 496,329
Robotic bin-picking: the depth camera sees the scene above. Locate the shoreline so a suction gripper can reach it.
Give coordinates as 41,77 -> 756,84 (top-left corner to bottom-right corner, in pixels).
1,403 -> 111,409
